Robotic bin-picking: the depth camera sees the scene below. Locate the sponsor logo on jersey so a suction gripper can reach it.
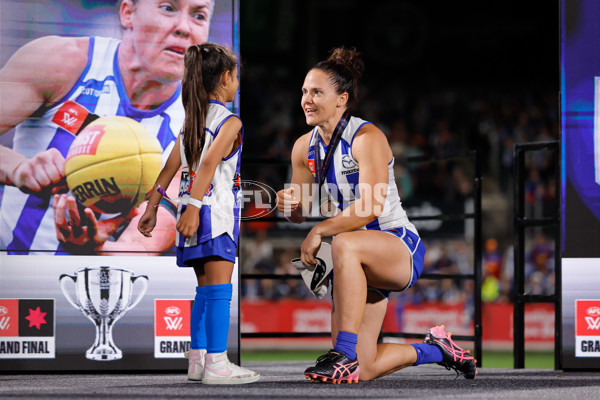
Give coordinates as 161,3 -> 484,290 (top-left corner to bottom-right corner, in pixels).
52,101 -> 91,135
0,299 -> 55,359
205,183 -> 214,197
233,172 -> 241,190
81,84 -> 111,98
66,124 -> 104,157
179,169 -> 198,197
308,159 -> 315,174
341,154 -> 359,175
575,299 -> 600,357
154,299 -> 192,358
341,154 -> 357,169
341,168 -> 359,176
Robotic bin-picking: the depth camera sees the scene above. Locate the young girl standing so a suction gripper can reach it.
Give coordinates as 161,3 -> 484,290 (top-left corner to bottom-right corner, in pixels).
138,43 -> 259,385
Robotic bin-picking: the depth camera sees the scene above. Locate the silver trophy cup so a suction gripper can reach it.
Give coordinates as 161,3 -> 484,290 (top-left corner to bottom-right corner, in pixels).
59,266 -> 149,361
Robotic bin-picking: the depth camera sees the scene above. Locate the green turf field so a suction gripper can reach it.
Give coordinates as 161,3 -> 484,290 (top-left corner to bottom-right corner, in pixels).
241,350 -> 555,369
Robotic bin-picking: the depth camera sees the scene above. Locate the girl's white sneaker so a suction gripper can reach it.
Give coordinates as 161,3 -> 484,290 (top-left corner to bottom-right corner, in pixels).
202,351 -> 260,385
186,349 -> 206,381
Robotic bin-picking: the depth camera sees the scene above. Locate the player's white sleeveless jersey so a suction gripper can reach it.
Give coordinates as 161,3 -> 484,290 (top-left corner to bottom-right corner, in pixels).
306,116 -> 417,234
0,36 -> 184,254
176,100 -> 243,248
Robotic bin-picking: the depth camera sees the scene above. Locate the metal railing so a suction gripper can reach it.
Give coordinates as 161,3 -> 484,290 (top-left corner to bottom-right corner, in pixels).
512,141 -> 561,369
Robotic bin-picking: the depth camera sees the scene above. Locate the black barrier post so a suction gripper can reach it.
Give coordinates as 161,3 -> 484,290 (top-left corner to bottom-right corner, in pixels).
473,150 -> 483,368
513,145 -> 526,369
512,141 -> 561,370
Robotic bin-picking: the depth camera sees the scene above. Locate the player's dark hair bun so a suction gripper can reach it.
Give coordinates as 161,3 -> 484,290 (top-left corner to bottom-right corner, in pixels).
327,47 -> 364,83
313,47 -> 364,111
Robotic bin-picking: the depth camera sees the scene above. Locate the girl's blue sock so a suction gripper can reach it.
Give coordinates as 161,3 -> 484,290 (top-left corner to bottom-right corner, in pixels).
204,283 -> 232,354
190,286 -> 206,350
411,343 -> 443,365
334,331 -> 358,360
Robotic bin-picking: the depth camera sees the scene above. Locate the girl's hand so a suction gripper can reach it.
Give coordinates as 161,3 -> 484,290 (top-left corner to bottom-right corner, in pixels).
137,205 -> 158,237
300,227 -> 322,267
176,206 -> 200,239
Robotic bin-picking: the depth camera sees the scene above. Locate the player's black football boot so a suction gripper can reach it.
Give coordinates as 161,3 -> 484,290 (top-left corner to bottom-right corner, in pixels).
424,325 -> 477,379
304,350 -> 360,384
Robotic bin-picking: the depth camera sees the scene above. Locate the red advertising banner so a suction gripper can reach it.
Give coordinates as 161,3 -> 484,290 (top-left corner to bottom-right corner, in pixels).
241,300 -> 332,334
241,300 -> 555,350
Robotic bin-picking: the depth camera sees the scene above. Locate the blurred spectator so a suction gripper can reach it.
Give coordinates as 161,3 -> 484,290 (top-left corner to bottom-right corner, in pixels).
241,230 -> 274,299
272,248 -> 310,299
482,238 -> 503,302
524,231 -> 555,295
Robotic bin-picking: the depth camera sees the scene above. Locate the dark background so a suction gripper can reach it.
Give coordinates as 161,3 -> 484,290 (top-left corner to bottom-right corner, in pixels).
238,0 -> 559,158
236,1 -> 560,295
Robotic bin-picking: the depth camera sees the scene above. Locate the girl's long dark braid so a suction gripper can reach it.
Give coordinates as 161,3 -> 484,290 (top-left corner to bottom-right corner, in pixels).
182,47 -> 207,170
181,44 -> 237,170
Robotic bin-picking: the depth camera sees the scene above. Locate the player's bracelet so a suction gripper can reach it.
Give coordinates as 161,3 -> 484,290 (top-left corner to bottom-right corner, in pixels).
155,183 -> 170,199
187,197 -> 202,209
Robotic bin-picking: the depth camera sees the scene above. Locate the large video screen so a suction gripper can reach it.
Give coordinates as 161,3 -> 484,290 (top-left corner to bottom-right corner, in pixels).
560,0 -> 600,369
0,0 -> 240,371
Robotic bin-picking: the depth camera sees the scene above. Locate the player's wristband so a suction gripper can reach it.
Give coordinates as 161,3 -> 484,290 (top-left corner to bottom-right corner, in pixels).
155,183 -> 170,199
187,197 -> 202,209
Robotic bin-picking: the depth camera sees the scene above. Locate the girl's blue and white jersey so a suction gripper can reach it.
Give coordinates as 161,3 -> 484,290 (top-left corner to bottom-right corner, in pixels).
0,36 -> 184,254
176,100 -> 242,248
307,116 -> 417,234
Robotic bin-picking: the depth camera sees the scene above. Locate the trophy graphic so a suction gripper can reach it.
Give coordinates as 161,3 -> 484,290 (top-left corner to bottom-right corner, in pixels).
59,266 -> 149,361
